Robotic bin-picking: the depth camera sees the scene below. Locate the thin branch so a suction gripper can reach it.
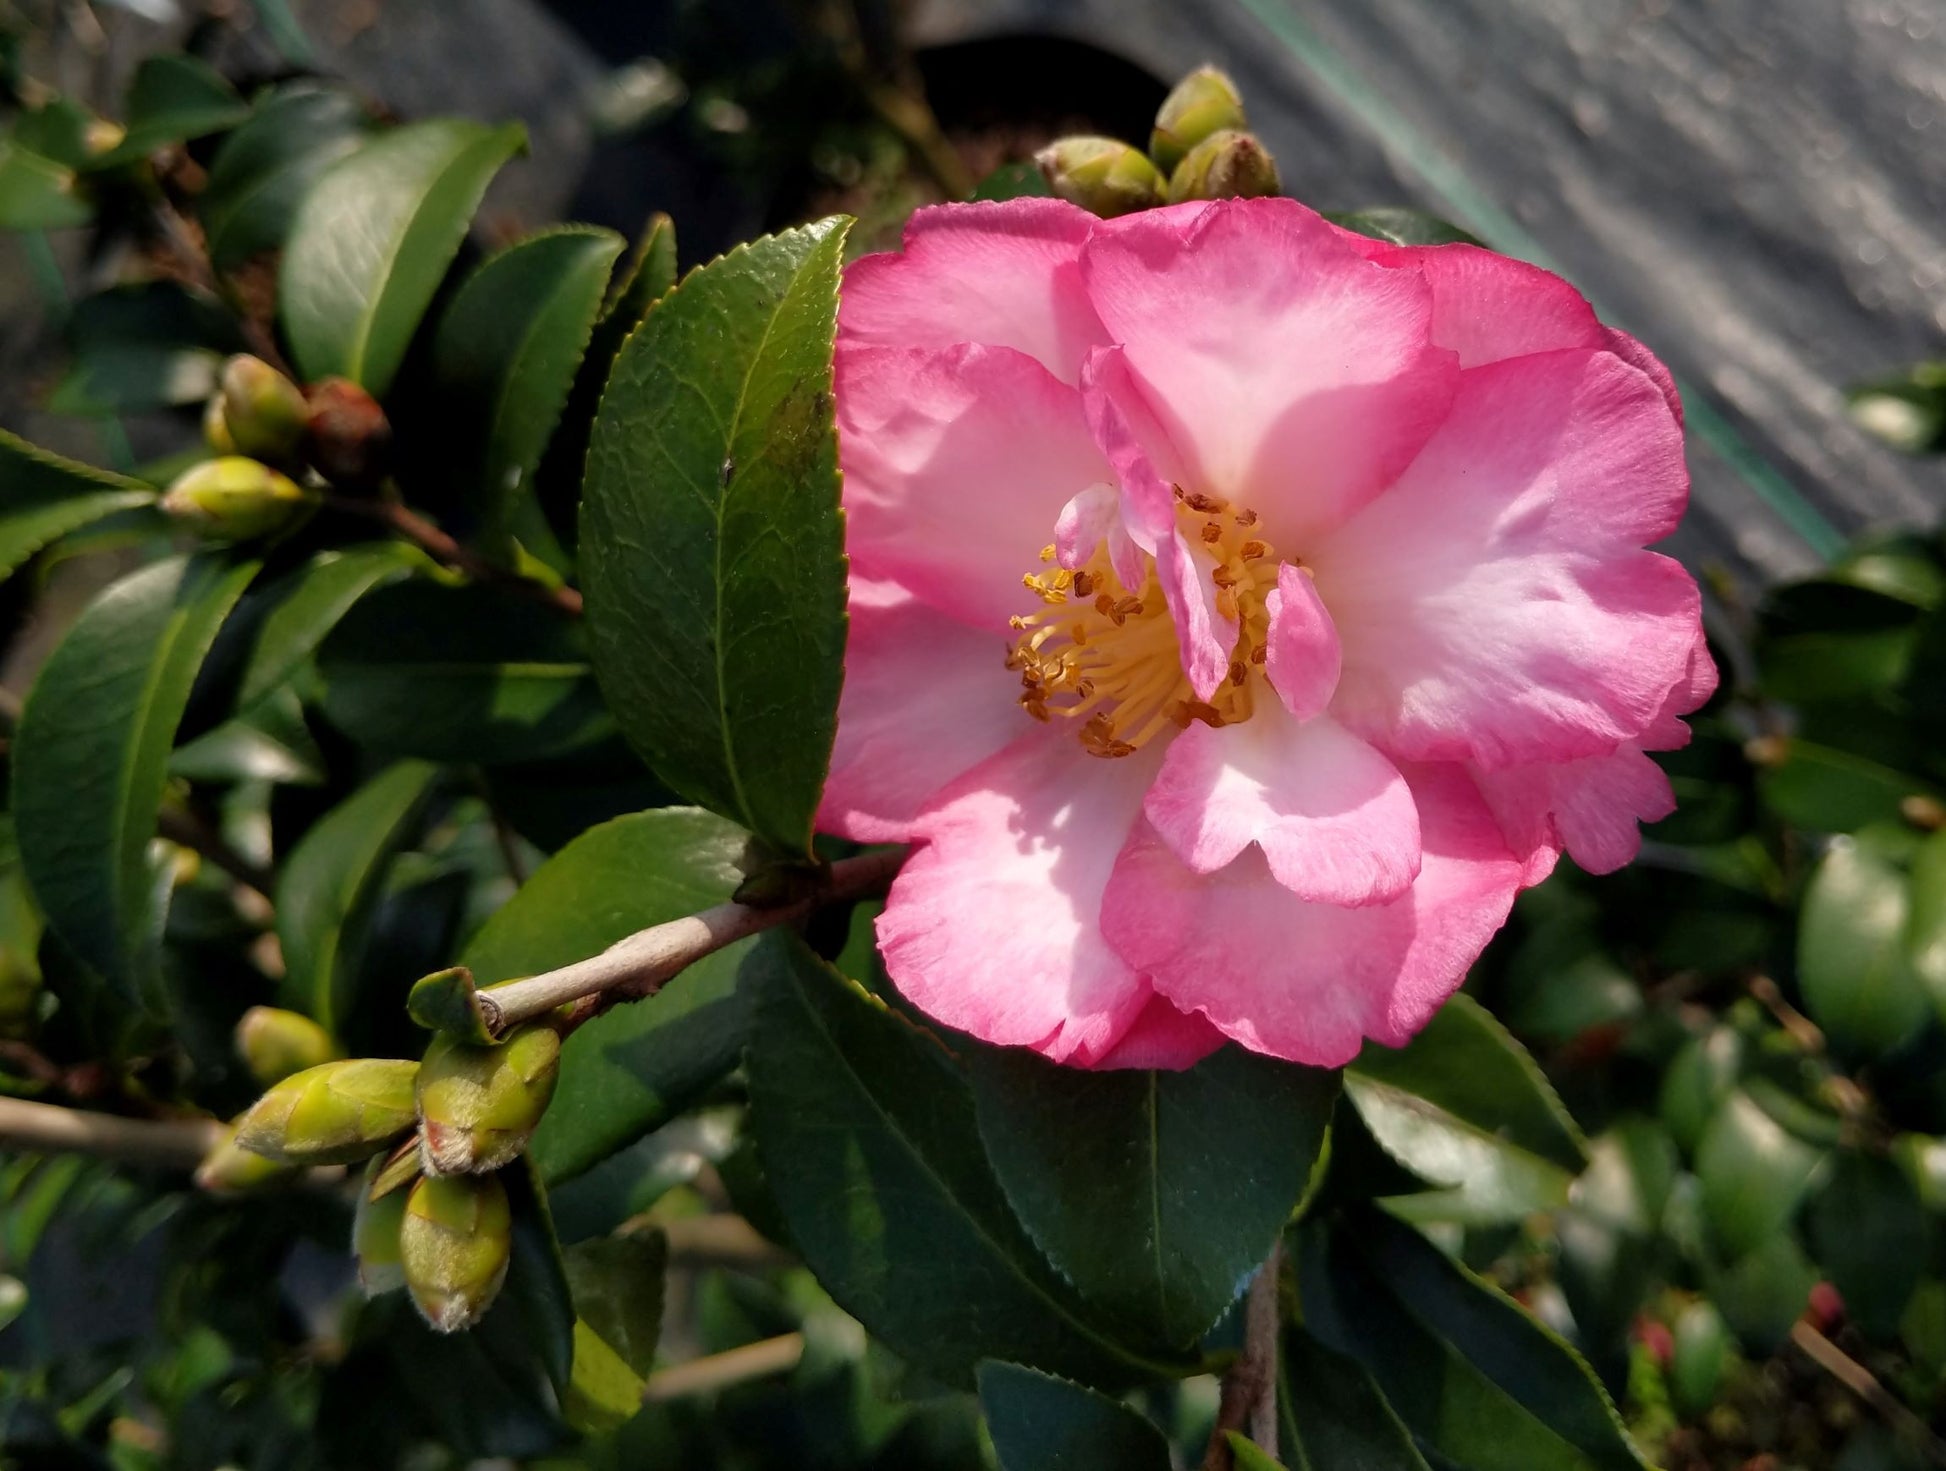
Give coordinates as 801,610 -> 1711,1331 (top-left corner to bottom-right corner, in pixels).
478,847 -> 905,1037
150,192 -> 295,379
658,1212 -> 792,1273
158,803 -> 275,900
1791,1320 -> 1946,1467
1204,1242 -> 1282,1470
0,1096 -> 221,1170
642,1332 -> 804,1403
322,494 -> 583,618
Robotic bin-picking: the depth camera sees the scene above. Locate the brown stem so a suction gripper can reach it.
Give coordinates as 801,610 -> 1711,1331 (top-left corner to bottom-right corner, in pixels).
158,803 -> 274,900
657,1212 -> 792,1273
0,1095 -> 221,1170
1791,1320 -> 1946,1467
479,847 -> 904,1037
322,494 -> 583,618
642,1332 -> 804,1403
151,193 -> 295,379
1204,1242 -> 1282,1470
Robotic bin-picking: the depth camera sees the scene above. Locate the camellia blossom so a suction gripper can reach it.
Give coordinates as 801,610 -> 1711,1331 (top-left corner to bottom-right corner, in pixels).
821,194 -> 1713,1070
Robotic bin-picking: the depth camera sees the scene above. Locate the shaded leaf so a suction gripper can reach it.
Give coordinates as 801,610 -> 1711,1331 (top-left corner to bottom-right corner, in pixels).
1279,1327 -> 1431,1471
1798,829 -> 1932,1055
564,1232 -> 666,1377
977,1361 -> 1172,1471
971,161 -> 1053,201
0,140 -> 92,229
201,82 -> 372,271
1805,1152 -> 1929,1341
87,55 -> 250,170
1325,207 -> 1482,246
236,542 -> 430,710
47,281 -> 245,416
0,428 -> 155,584
1694,1089 -> 1828,1260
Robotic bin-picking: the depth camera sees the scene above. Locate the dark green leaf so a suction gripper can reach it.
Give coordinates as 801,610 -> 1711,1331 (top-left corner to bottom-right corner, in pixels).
12,555 -> 257,1004
1278,1327 -> 1431,1471
1909,827 -> 1946,999
0,428 -> 155,584
1798,829 -> 1933,1055
1849,363 -> 1946,454
275,760 -> 441,1031
1756,580 -> 1922,703
1694,1089 -> 1828,1259
1759,740 -> 1932,833
47,282 -> 245,416
430,225 -> 624,541
500,1159 -> 577,1395
11,99 -> 96,169
1344,995 -> 1586,1224
1324,208 -> 1482,246
1805,1152 -> 1929,1340
564,1232 -> 667,1377
1299,1209 -> 1650,1471
201,82 -> 372,271
279,119 -> 526,397
87,55 -> 250,170
747,934 -> 1179,1387
970,1045 -> 1336,1347
971,161 -> 1054,201
582,218 -> 851,857
977,1361 -> 1171,1471
236,542 -> 430,710
460,808 -> 756,1183
0,140 -> 92,229
1667,1300 -> 1734,1419
314,580 -> 610,765
1702,1232 -> 1818,1349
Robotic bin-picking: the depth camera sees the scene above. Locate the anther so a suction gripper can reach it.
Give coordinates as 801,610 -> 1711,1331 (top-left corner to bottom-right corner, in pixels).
1211,565 -> 1239,589
1229,660 -> 1247,687
1240,540 -> 1268,560
1094,592 -> 1116,617
1184,491 -> 1225,513
1233,508 -> 1259,528
1249,643 -> 1268,665
1200,521 -> 1223,544
1072,570 -> 1094,597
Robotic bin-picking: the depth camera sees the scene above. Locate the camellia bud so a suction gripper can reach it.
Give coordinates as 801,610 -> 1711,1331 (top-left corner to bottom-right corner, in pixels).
202,394 -> 237,455
194,1122 -> 297,1194
160,457 -> 314,542
1166,128 -> 1280,205
217,354 -> 309,462
304,376 -> 393,488
236,1006 -> 339,1088
232,1057 -> 419,1166
1150,65 -> 1247,176
1034,136 -> 1166,219
399,1172 -> 512,1332
352,1156 -> 412,1295
417,1023 -> 561,1176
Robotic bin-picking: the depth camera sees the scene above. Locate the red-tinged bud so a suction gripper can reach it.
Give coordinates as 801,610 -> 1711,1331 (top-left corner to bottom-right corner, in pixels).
416,1023 -> 561,1176
1807,1280 -> 1845,1333
303,376 -> 392,488
1034,136 -> 1166,219
1166,129 -> 1280,204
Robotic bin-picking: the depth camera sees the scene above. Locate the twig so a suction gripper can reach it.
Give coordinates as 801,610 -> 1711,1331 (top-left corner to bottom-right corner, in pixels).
657,1213 -> 792,1273
1791,1320 -> 1946,1467
1204,1242 -> 1282,1470
158,803 -> 275,900
150,192 -> 295,379
0,1095 -> 221,1170
322,494 -> 583,618
477,847 -> 905,1037
642,1332 -> 804,1403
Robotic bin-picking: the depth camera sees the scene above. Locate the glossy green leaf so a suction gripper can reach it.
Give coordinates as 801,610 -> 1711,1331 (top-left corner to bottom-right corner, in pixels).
0,140 -> 92,229
1325,207 -> 1482,246
1759,740 -> 1932,833
431,225 -> 624,540
275,760 -> 442,1031
747,934 -> 1178,1387
582,218 -> 851,857
1694,1089 -> 1828,1259
201,82 -> 372,271
1278,1327 -> 1431,1471
1667,1300 -> 1734,1419
280,119 -> 526,397
1805,1152 -> 1929,1340
970,1045 -> 1337,1347
12,555 -> 257,1002
1344,994 -> 1586,1224
1907,827 -> 1946,998
1299,1209 -> 1650,1471
1798,829 -> 1933,1055
236,543 -> 430,710
971,161 -> 1054,201
0,429 -> 156,584
977,1361 -> 1171,1471
460,808 -> 755,1183
87,55 -> 251,170
564,1233 -> 666,1377
314,580 -> 610,765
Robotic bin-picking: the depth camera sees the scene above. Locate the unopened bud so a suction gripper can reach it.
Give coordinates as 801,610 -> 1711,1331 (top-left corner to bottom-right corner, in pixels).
202,394 -> 237,455
217,355 -> 308,462
304,376 -> 393,488
1150,66 -> 1247,176
160,457 -> 313,541
353,1155 -> 412,1295
194,1122 -> 298,1194
400,1172 -> 512,1332
236,1006 -> 339,1087
417,1023 -> 561,1176
1167,129 -> 1280,204
233,1057 -> 418,1166
1035,136 -> 1166,219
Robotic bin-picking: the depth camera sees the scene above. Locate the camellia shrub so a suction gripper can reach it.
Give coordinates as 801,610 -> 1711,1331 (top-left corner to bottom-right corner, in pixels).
2,41 -> 1944,1471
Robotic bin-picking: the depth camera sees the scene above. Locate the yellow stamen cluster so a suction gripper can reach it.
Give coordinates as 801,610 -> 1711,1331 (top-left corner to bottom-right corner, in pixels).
1006,489 -> 1279,757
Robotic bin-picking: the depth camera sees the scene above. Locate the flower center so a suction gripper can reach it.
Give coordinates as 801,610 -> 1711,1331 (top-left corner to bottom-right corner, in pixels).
1006,489 -> 1278,757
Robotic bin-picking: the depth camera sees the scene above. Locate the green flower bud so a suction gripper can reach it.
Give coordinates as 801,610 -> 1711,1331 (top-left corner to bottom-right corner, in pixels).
417,1023 -> 561,1176
233,1057 -> 418,1166
202,394 -> 237,455
217,354 -> 309,462
236,1005 -> 339,1088
160,457 -> 314,542
352,1155 -> 413,1295
1166,129 -> 1281,205
1034,136 -> 1166,219
1150,65 -> 1247,175
194,1122 -> 298,1194
400,1172 -> 512,1332
303,376 -> 393,489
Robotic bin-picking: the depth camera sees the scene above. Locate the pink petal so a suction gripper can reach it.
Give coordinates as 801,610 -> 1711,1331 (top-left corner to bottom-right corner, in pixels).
1602,325 -> 1684,429
819,583 -> 1027,843
1363,242 -> 1604,367
839,198 -> 1109,385
1313,349 -> 1699,767
837,342 -> 1112,630
1472,743 -> 1676,880
1053,482 -> 1143,592
1102,764 -> 1524,1067
1263,563 -> 1341,721
876,733 -> 1160,1064
1086,993 -> 1227,1071
1081,198 -> 1459,547
1155,530 -> 1237,702
1144,708 -> 1421,905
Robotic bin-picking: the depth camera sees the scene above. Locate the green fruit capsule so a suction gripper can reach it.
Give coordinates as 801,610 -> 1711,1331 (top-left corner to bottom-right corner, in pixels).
217,354 -> 309,462
416,1023 -> 561,1176
400,1172 -> 512,1332
1167,129 -> 1281,204
1034,136 -> 1167,219
352,1156 -> 413,1295
235,1006 -> 339,1088
233,1057 -> 418,1166
1150,65 -> 1247,175
194,1122 -> 298,1195
159,456 -> 314,541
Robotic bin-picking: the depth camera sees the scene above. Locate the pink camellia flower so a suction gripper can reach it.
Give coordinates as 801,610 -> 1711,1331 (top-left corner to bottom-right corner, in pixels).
821,195 -> 1713,1070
